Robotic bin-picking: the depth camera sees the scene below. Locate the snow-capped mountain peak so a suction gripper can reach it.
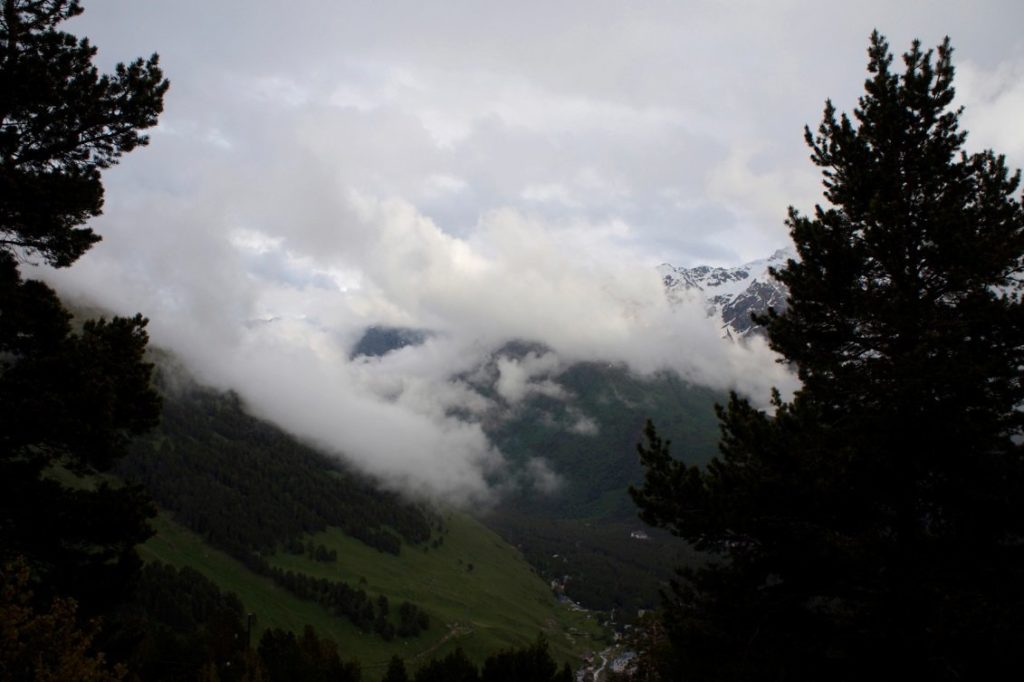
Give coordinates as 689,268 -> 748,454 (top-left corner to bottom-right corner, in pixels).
661,247 -> 794,337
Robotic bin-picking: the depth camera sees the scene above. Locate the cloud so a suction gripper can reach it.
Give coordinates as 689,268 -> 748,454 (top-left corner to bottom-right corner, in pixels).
495,352 -> 566,404
705,142 -> 821,247
44,181 -> 795,505
524,458 -> 564,495
567,411 -> 600,437
958,58 -> 1024,167
37,0 -> 1022,506
212,325 -> 506,504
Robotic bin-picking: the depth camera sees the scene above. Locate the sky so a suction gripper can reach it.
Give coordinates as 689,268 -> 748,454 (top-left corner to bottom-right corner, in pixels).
39,0 -> 1024,504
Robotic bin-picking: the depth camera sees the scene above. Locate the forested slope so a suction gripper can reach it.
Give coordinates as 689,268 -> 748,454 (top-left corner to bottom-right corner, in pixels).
117,364 -> 604,676
121,371 -> 434,558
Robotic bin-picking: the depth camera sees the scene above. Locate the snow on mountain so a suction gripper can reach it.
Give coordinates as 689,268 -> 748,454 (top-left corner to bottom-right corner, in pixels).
659,248 -> 794,337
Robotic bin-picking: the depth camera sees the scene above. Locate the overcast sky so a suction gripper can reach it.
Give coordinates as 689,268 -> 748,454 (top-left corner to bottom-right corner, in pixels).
41,1 -> 1024,503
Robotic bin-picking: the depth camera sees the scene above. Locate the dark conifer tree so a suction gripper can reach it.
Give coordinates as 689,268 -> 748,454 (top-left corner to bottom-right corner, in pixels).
382,655 -> 410,682
479,635 -> 572,682
413,648 -> 479,682
0,0 -> 167,609
632,33 -> 1024,680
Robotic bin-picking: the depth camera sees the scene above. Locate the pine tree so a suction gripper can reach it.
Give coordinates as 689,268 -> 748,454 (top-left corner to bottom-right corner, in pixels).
631,33 -> 1024,680
0,0 -> 167,610
0,0 -> 167,267
382,655 -> 410,682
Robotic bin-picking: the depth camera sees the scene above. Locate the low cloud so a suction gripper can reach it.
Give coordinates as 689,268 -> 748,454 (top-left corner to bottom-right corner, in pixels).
43,185 -> 795,506
958,59 -> 1024,166
524,458 -> 564,495
495,352 -> 565,404
567,411 -> 600,437
38,0 -> 1019,506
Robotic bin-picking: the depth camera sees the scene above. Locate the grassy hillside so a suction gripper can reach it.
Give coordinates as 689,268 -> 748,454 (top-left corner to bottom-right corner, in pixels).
141,511 -> 604,679
273,513 -> 604,664
119,367 -> 606,678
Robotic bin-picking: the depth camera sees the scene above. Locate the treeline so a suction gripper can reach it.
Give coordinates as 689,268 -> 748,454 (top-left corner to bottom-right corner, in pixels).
259,627 -> 361,682
285,538 -> 339,563
108,561 -> 251,681
97,561 -> 359,681
383,640 -> 573,682
120,373 -> 434,560
254,558 -> 429,640
78,561 -> 561,682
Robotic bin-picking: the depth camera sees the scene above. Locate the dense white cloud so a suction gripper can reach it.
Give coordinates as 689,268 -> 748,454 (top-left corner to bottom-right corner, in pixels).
35,0 -> 1024,504
958,59 -> 1024,162
495,352 -> 566,404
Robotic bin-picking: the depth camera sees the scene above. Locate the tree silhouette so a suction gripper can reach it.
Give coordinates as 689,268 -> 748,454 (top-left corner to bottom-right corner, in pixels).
0,0 -> 167,609
0,558 -> 127,681
632,33 -> 1024,680
0,0 -> 167,267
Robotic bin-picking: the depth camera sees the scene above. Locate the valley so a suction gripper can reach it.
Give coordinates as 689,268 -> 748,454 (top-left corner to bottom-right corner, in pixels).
120,366 -> 617,677
6,4 -> 1016,679
114,260 -> 776,676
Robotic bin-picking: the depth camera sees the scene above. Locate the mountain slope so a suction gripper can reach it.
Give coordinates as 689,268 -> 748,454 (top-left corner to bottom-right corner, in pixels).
122,366 -> 604,677
325,250 -> 793,616
481,359 -> 723,521
121,377 -> 432,559
140,511 -> 600,678
342,332 -> 729,615
461,351 -> 724,615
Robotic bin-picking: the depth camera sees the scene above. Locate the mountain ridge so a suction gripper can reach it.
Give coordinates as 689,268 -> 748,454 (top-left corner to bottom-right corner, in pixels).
659,247 -> 793,337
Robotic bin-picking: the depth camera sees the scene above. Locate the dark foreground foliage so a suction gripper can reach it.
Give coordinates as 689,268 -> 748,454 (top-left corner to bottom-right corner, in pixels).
0,0 -> 167,613
5,557 -> 570,682
633,33 -> 1024,680
391,637 -> 572,682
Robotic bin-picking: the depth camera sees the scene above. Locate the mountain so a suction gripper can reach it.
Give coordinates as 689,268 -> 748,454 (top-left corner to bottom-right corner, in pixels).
350,326 -> 430,359
349,250 -> 794,354
468,351 -> 723,520
658,247 -> 793,337
446,343 -> 724,615
121,362 -> 604,676
327,250 -> 792,614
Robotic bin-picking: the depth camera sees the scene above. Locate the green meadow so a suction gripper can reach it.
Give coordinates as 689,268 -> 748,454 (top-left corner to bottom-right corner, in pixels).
141,511 -> 606,679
